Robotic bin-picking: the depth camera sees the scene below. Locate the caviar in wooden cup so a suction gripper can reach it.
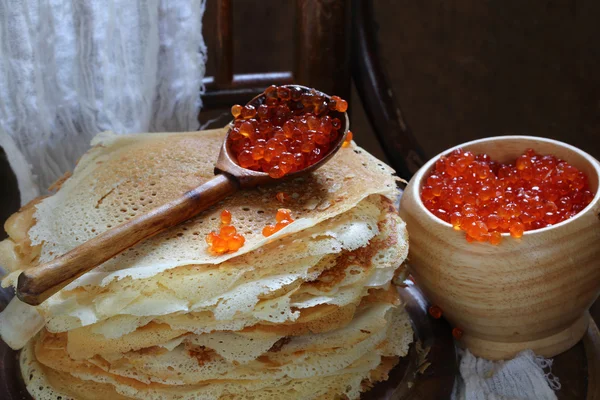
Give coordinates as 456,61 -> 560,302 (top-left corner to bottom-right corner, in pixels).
399,136 -> 600,360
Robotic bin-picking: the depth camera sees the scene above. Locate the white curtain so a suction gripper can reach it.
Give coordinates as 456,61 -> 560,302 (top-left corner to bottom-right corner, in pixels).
0,0 -> 207,204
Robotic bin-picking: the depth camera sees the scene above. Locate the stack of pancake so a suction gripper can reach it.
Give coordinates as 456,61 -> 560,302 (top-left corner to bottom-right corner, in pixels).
0,128 -> 412,400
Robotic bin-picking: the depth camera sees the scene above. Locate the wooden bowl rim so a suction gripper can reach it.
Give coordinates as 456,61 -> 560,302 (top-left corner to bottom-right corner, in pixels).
409,135 -> 600,237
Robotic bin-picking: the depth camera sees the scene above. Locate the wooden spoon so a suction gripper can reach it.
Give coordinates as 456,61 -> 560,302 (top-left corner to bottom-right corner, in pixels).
16,85 -> 350,306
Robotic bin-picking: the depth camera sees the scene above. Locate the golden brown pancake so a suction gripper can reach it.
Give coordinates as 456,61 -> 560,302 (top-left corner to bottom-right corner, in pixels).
0,128 -> 411,399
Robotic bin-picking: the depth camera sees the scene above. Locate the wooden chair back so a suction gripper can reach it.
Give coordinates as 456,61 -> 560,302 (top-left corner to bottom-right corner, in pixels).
202,0 -> 351,109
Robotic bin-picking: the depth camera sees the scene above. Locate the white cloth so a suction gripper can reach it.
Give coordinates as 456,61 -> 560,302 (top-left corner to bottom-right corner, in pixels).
452,349 -> 561,400
0,0 -> 207,204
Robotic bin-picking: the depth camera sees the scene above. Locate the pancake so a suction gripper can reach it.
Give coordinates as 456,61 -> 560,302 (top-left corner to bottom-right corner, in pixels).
26,304 -> 412,400
41,195 -> 392,333
2,128 -> 397,284
51,208 -> 405,345
24,351 -> 398,400
0,128 -> 411,399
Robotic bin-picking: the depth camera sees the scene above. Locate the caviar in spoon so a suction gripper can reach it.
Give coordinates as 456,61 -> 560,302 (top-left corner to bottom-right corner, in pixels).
229,85 -> 351,179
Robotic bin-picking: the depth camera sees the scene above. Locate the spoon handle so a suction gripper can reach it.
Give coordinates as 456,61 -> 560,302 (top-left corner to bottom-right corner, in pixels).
16,173 -> 240,306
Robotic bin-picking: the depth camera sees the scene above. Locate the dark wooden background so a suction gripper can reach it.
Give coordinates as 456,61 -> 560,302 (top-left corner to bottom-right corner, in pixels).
201,0 -> 600,164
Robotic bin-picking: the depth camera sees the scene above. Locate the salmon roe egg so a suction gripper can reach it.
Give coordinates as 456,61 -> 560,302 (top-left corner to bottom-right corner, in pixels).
452,327 -> 464,340
262,208 -> 295,237
421,148 -> 595,244
206,210 -> 245,254
428,305 -> 443,319
342,131 -> 353,148
229,86 -> 349,179
231,104 -> 242,118
220,209 -> 232,225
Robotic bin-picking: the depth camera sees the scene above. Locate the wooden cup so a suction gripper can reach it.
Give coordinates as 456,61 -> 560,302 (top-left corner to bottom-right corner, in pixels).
399,136 -> 600,360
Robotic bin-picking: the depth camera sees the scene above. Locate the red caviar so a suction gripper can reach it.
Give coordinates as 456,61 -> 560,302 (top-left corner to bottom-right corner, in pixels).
206,210 -> 245,254
428,305 -> 443,319
229,85 -> 348,179
220,209 -> 232,225
452,327 -> 464,340
262,208 -> 295,237
421,148 -> 595,244
342,131 -> 353,148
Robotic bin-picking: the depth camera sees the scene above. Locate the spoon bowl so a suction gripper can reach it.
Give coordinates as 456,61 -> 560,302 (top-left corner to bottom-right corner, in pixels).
215,84 -> 350,188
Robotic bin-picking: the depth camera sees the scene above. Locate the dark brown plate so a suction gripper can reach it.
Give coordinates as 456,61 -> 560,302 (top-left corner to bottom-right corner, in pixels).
0,282 -> 457,400
362,281 -> 457,399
